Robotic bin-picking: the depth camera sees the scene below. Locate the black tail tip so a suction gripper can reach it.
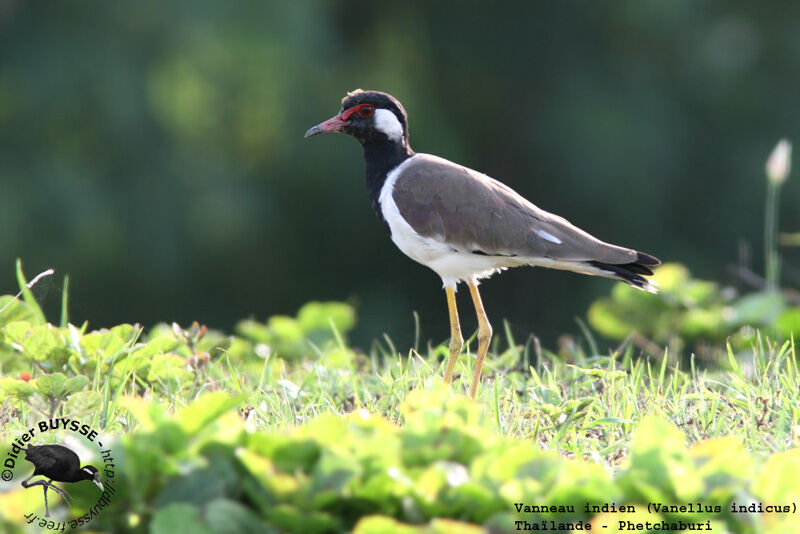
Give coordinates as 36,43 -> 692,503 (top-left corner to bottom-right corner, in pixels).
637,252 -> 661,266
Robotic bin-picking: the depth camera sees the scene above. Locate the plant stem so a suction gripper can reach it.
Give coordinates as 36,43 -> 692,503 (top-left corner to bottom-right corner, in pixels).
764,181 -> 781,288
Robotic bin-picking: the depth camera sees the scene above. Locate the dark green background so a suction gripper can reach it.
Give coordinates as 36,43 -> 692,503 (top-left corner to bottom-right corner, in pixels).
1,1 -> 798,349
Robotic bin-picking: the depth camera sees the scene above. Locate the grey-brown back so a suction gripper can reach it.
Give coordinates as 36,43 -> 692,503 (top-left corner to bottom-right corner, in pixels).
391,154 -> 639,264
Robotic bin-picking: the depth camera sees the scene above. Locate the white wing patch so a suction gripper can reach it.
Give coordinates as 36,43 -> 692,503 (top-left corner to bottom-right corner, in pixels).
374,109 -> 403,142
537,229 -> 562,244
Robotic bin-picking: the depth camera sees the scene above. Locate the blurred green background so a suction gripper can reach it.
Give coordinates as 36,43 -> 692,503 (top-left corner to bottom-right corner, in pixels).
1,1 -> 798,350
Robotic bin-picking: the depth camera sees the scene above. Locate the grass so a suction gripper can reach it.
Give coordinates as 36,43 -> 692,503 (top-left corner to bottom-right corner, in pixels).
231,331 -> 799,467
2,260 -> 799,532
5,324 -> 798,467
2,295 -> 799,532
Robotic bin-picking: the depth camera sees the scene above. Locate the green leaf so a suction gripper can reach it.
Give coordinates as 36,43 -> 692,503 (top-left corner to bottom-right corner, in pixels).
679,307 -> 725,338
272,439 -> 321,473
297,301 -> 356,334
65,375 -> 90,394
15,258 -> 48,325
584,417 -> 634,427
64,390 -> 102,414
196,330 -> 233,358
0,378 -> 36,399
680,279 -> 719,306
689,437 -> 752,502
730,290 -> 784,327
547,460 -> 620,510
135,419 -> 189,455
80,324 -> 137,360
322,347 -> 357,369
235,318 -> 271,343
175,392 -> 242,436
651,262 -> 691,292
430,518 -> 492,533
353,516 -> 421,534
134,335 -> 183,358
153,467 -> 233,509
147,353 -> 193,386
751,449 -> 800,502
1,320 -> 31,343
776,308 -> 800,338
268,316 -> 304,342
59,274 -> 69,327
587,298 -> 634,339
205,499 -> 269,534
35,373 -> 89,398
445,479 -> 506,522
150,503 -> 212,534
264,504 -> 339,534
530,386 -> 561,406
5,324 -> 72,366
0,297 -> 38,327
308,453 -> 362,508
618,416 -> 703,503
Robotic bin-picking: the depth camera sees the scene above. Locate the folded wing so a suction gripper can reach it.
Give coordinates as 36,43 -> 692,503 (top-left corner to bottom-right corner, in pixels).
393,154 -> 634,261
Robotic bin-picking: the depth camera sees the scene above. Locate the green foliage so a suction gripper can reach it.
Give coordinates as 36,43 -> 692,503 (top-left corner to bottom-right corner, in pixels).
3,389 -> 797,532
2,263 -> 799,532
236,301 -> 356,361
34,372 -> 89,399
0,282 -> 358,417
0,377 -> 35,400
0,296 -> 39,327
13,259 -> 48,326
589,262 -> 800,360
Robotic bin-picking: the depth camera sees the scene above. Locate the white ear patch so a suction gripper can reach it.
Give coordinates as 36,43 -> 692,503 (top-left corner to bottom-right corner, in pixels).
374,109 -> 403,142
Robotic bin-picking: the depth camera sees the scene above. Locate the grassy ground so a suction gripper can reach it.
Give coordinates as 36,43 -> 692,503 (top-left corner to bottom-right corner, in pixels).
214,329 -> 800,467
4,320 -> 798,468
1,289 -> 799,532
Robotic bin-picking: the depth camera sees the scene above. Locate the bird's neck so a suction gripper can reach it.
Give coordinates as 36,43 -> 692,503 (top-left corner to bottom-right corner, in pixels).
362,140 -> 413,226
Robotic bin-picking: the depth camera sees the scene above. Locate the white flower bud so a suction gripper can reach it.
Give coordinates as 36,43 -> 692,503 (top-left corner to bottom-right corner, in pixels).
766,139 -> 792,185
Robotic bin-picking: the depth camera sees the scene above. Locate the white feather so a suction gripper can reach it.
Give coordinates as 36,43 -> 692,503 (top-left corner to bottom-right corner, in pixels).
374,109 -> 403,142
537,229 -> 562,244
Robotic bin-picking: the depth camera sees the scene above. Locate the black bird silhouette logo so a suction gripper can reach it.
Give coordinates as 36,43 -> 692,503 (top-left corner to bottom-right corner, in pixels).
20,444 -> 104,518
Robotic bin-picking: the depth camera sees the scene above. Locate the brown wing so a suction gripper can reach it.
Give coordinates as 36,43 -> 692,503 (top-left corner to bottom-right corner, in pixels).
392,154 -> 639,264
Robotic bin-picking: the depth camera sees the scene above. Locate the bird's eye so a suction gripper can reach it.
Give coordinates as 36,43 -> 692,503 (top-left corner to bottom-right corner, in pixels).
358,104 -> 374,118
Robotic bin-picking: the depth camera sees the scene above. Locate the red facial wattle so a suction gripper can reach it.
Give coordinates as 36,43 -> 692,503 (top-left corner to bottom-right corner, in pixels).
304,104 -> 375,137
340,104 -> 374,120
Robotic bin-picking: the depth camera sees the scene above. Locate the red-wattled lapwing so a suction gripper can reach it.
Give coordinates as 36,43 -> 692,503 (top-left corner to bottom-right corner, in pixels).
305,90 -> 659,398
22,444 -> 104,517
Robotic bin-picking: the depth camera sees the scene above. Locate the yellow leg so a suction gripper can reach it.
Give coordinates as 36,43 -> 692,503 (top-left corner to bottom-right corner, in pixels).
467,281 -> 493,399
442,287 -> 463,384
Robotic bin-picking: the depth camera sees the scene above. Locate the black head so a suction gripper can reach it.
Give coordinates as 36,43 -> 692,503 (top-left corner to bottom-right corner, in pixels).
80,465 -> 104,491
305,90 -> 410,148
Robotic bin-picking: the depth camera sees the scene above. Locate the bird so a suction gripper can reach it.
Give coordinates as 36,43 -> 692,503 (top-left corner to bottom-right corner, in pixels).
21,444 -> 104,517
305,90 -> 660,398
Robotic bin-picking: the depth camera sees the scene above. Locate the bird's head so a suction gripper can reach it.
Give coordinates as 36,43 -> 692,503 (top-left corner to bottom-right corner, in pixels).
305,90 -> 409,148
81,465 -> 104,491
